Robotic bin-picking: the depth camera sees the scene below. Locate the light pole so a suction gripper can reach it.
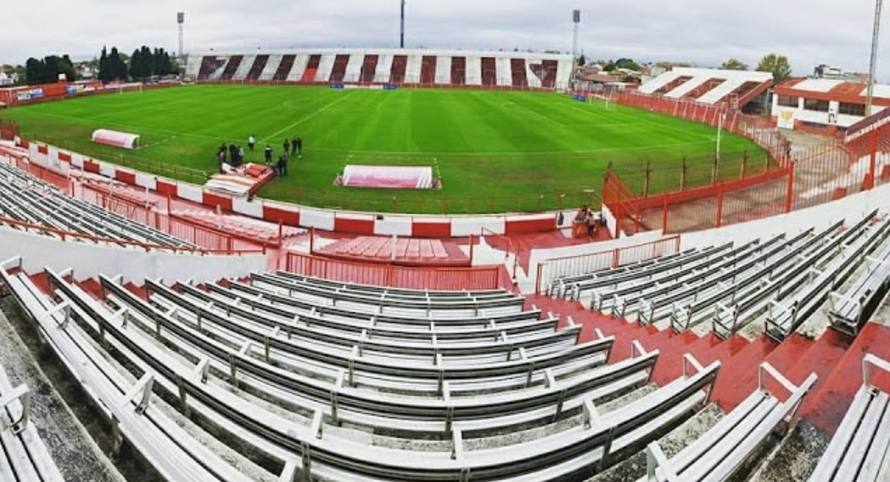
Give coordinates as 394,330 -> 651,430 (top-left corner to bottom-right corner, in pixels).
400,0 -> 407,48
865,0 -> 884,116
177,12 -> 185,60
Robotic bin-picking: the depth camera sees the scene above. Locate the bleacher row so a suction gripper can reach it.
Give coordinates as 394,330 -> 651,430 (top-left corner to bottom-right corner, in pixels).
0,359 -> 64,481
549,211 -> 890,340
318,235 -> 463,265
0,160 -> 194,249
172,209 -> 305,245
4,256 -> 850,481
187,50 -> 573,89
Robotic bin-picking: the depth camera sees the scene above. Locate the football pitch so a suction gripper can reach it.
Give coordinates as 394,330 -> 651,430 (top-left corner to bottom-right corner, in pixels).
0,84 -> 766,214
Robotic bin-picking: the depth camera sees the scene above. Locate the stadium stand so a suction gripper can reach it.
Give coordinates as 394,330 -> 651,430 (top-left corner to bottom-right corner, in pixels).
0,359 -> 65,482
639,68 -> 773,106
273,54 -> 295,81
191,50 -> 574,89
0,259 -> 724,481
232,54 -> 254,81
807,354 -> 890,481
258,54 -> 280,80
547,211 -> 890,341
643,363 -> 817,481
0,160 -> 194,249
451,56 -> 467,85
329,54 -> 349,82
390,54 -> 408,84
359,54 -> 378,83
420,55 -> 437,84
245,54 -> 269,81
218,55 -> 243,81
316,236 -> 468,266
512,58 -> 529,88
301,54 -> 321,83
481,57 -> 497,86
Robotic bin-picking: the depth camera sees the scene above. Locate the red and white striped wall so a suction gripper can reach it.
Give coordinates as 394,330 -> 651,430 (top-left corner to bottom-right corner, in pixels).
24,141 -> 559,237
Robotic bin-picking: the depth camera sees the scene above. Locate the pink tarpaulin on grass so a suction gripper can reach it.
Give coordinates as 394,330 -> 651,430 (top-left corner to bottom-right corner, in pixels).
341,165 -> 434,189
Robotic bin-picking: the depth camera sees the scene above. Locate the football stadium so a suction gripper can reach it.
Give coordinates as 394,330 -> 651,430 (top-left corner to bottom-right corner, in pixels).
0,1 -> 889,481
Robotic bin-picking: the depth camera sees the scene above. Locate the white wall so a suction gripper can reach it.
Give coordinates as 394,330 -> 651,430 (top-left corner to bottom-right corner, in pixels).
0,227 -> 266,286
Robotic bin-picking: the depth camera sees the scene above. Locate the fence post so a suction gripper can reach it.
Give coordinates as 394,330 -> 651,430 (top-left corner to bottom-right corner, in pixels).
784,163 -> 795,213
715,184 -> 724,228
643,160 -> 652,198
740,151 -> 747,179
681,157 -> 688,191
865,129 -> 879,190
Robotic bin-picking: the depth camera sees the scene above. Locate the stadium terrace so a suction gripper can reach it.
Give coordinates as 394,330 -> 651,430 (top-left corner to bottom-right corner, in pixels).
0,6 -> 889,482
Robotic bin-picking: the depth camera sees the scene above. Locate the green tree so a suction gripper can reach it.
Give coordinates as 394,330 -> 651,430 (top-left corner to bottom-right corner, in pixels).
576,54 -> 586,66
25,58 -> 42,84
721,58 -> 748,71
107,47 -> 128,80
613,58 -> 641,71
757,53 -> 792,83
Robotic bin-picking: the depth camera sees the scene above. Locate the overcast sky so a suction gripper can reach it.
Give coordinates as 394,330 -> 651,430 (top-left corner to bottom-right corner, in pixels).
3,0 -> 889,79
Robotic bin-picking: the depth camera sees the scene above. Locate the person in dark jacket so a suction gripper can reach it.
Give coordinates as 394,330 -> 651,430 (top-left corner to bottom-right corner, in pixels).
291,136 -> 302,156
276,155 -> 288,176
264,145 -> 273,164
282,139 -> 291,158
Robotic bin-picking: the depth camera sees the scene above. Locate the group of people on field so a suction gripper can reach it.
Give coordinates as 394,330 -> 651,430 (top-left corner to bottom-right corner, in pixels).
216,135 -> 304,178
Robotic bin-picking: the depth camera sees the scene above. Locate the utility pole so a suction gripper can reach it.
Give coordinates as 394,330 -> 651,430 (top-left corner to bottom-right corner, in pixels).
866,0 -> 884,116
400,0 -> 407,48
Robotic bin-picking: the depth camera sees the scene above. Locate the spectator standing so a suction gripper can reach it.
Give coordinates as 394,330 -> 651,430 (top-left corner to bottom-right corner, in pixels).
264,145 -> 273,164
276,155 -> 288,177
228,144 -> 238,166
217,148 -> 226,173
238,146 -> 246,166
291,136 -> 302,157
282,139 -> 291,159
247,134 -> 256,151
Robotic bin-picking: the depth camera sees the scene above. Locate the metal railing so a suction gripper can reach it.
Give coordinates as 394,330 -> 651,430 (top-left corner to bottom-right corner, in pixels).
285,251 -> 504,290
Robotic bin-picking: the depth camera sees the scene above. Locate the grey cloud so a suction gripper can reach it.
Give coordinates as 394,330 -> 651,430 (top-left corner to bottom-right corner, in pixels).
1,0 -> 888,79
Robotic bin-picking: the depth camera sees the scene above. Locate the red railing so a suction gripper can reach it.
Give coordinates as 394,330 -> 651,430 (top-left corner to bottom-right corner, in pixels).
534,235 -> 681,293
480,228 -> 517,277
77,183 -> 241,252
285,252 -> 504,290
0,213 -> 262,256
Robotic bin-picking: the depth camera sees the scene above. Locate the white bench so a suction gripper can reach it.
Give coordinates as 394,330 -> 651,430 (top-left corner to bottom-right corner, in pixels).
808,354 -> 890,481
642,362 -> 817,481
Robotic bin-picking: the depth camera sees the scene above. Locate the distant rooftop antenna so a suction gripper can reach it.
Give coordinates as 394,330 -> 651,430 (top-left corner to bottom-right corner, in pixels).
400,0 -> 407,48
865,0 -> 883,116
572,9 -> 581,64
177,12 -> 185,59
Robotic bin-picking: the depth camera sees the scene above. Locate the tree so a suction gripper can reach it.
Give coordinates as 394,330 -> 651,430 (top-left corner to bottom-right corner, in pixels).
721,58 -> 748,71
614,58 -> 641,71
107,47 -> 128,81
25,58 -> 42,84
98,46 -> 109,81
576,54 -> 586,67
757,53 -> 792,83
23,55 -> 76,84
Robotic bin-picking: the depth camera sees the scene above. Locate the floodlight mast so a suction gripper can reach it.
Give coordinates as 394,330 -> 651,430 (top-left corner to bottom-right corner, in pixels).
400,0 -> 406,48
865,0 -> 884,116
572,10 -> 581,64
177,12 -> 185,60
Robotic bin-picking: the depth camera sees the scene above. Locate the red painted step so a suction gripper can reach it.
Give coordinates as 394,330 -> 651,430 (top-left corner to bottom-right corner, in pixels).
708,337 -> 778,411
798,323 -> 890,435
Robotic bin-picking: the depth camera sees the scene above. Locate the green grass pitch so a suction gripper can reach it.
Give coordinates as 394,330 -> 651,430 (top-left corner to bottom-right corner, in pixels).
0,84 -> 766,214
